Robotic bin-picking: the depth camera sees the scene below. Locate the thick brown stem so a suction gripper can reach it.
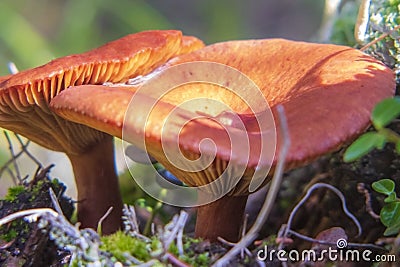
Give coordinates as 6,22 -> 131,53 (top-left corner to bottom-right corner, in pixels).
195,194 -> 248,242
68,136 -> 123,235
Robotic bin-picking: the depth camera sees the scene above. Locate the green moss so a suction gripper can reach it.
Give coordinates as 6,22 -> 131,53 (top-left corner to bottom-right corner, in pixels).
99,231 -> 210,266
31,180 -> 44,195
179,252 -> 210,267
0,219 -> 30,244
0,228 -> 17,242
100,231 -> 151,262
4,185 -> 25,201
169,237 -> 210,267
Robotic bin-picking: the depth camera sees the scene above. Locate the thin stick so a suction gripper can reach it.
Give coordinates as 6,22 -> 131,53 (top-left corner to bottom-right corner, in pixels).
286,228 -> 386,251
97,207 -> 114,235
217,237 -> 252,257
163,211 -> 188,250
212,105 -> 291,267
165,253 -> 190,267
4,131 -> 21,182
122,204 -> 140,233
279,182 -> 362,252
0,132 -> 43,180
0,148 -> 25,175
122,205 -> 151,242
176,215 -> 185,256
360,24 -> 400,51
15,134 -> 42,168
357,183 -> 380,219
241,214 -> 249,258
49,187 -> 64,215
0,208 -> 59,226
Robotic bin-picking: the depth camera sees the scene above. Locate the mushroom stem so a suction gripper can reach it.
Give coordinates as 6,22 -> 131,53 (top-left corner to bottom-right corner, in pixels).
68,135 -> 123,234
195,194 -> 248,242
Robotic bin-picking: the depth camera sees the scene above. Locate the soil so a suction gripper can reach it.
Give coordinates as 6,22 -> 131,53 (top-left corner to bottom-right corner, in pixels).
0,166 -> 74,267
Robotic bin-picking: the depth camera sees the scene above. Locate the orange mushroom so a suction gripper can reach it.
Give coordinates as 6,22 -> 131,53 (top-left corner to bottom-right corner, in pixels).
0,30 -> 204,234
50,39 -> 395,241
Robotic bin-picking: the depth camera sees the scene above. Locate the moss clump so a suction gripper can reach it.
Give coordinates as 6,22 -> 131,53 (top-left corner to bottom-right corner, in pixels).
98,229 -> 211,266
1,227 -> 18,242
100,231 -> 151,263
179,251 -> 210,267
4,185 -> 26,201
169,237 -> 211,267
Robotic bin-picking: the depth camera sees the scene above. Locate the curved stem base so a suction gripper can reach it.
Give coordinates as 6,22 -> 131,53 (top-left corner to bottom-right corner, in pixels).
195,194 -> 248,242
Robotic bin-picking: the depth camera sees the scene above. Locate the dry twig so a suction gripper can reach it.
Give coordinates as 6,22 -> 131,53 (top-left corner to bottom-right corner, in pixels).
279,182 -> 363,252
0,132 -> 42,184
360,24 -> 400,51
357,182 -> 380,219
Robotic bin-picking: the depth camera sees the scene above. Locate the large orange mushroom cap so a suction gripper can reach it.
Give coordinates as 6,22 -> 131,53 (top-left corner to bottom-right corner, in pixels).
50,38 -> 395,241
52,39 -> 395,191
164,39 -> 395,173
0,30 -> 204,234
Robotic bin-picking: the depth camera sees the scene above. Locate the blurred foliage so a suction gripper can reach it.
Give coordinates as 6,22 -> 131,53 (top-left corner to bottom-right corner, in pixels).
0,0 -> 324,76
330,1 -> 359,46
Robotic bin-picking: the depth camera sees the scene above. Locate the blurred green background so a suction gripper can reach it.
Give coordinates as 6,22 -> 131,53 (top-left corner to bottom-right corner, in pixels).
0,0 -> 325,76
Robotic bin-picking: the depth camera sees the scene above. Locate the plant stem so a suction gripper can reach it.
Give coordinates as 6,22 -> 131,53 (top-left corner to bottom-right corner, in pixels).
379,128 -> 400,144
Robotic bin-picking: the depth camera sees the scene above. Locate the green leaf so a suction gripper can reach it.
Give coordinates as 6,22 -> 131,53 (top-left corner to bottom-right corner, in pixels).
371,97 -> 400,130
343,132 -> 386,162
384,192 -> 397,203
380,202 -> 400,229
372,179 -> 395,195
383,220 -> 400,236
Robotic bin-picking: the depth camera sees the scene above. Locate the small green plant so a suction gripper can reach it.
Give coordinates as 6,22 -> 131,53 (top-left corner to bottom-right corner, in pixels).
372,179 -> 400,236
344,96 -> 400,162
135,192 -> 165,236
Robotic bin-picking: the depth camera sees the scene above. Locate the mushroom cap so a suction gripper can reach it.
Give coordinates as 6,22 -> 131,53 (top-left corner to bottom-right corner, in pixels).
0,30 -> 204,154
50,39 -> 395,195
